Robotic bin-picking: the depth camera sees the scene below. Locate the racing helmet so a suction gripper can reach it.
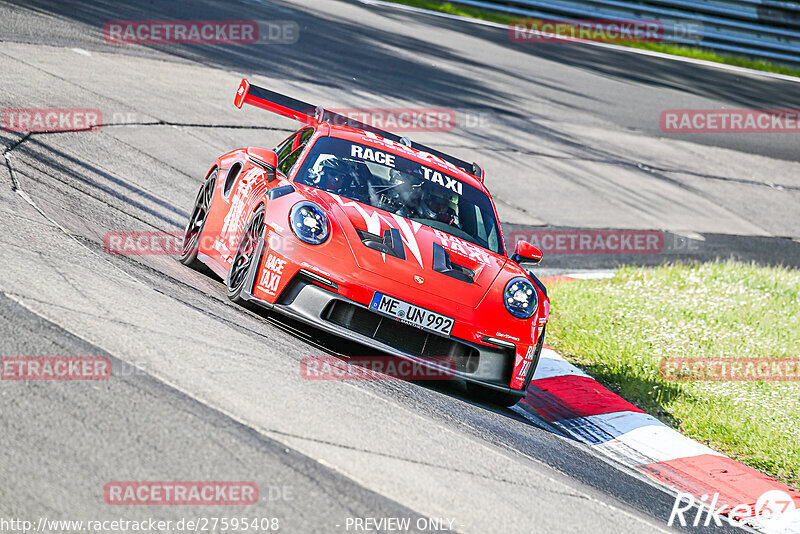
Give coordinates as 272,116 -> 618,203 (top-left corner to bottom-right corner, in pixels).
310,157 -> 356,191
420,181 -> 458,224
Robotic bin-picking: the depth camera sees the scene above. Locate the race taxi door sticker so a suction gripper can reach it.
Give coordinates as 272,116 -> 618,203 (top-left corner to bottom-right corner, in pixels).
256,253 -> 288,296
516,345 -> 536,381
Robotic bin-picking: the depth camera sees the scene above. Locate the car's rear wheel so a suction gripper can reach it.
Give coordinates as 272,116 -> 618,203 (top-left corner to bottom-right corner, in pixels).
466,383 -> 523,407
180,170 -> 217,270
227,206 -> 265,306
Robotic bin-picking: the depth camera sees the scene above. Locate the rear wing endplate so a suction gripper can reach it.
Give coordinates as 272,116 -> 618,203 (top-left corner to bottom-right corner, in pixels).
234,79 -> 483,180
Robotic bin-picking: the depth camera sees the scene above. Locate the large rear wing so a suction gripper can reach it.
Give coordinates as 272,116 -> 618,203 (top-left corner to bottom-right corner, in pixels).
234,79 -> 484,180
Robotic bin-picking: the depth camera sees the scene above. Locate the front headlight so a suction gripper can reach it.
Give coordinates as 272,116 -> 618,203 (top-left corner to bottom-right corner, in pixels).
503,277 -> 538,319
290,201 -> 329,245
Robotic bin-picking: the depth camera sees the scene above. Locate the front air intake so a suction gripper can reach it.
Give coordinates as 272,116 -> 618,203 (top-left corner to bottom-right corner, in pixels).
322,300 -> 479,372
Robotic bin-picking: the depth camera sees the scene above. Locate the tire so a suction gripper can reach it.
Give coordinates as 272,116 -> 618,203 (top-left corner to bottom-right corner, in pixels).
466,382 -> 523,407
226,206 -> 265,306
180,170 -> 217,270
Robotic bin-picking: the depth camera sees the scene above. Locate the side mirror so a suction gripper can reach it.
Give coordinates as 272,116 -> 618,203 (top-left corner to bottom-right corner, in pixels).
511,240 -> 543,264
246,147 -> 278,181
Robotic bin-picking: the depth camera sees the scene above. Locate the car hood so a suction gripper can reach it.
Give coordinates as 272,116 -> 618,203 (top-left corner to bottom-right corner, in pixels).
303,188 -> 508,308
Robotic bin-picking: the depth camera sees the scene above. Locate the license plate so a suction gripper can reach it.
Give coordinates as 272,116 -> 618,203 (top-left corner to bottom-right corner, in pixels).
369,292 -> 454,336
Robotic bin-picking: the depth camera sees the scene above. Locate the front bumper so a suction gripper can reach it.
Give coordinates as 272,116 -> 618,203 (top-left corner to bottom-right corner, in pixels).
238,240 -> 521,396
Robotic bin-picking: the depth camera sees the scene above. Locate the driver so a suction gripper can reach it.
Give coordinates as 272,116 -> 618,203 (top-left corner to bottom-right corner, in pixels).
310,157 -> 370,203
422,182 -> 459,227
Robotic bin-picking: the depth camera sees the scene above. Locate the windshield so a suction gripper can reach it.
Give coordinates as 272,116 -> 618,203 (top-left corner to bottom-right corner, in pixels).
294,137 -> 503,254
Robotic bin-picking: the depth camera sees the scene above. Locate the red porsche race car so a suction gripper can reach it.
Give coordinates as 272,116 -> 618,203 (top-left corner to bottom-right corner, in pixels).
179,79 -> 549,406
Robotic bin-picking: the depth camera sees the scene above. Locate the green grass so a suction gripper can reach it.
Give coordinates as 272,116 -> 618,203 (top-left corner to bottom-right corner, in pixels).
384,0 -> 800,78
546,261 -> 800,487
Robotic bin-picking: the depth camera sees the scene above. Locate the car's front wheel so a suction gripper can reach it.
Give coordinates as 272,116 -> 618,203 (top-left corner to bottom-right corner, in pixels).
227,206 -> 265,306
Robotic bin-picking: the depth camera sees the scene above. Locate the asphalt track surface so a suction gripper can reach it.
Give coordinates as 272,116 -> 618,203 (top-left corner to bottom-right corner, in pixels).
0,0 -> 797,532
